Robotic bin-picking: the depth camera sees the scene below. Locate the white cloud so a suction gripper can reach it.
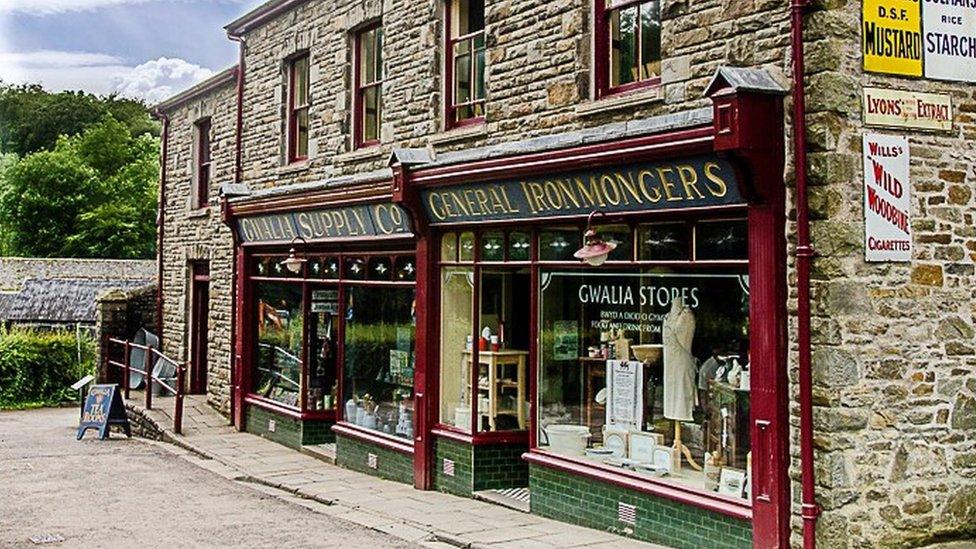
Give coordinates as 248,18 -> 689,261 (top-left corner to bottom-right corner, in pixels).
0,0 -> 250,15
0,50 -> 214,103
109,57 -> 214,103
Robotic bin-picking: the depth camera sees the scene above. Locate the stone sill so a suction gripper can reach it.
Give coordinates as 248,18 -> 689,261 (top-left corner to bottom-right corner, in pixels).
428,123 -> 488,147
334,145 -> 387,164
186,207 -> 211,219
576,86 -> 664,117
277,160 -> 311,176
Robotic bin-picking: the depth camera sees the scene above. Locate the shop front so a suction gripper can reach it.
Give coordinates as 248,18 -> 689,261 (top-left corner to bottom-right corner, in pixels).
226,188 -> 422,482
392,74 -> 791,548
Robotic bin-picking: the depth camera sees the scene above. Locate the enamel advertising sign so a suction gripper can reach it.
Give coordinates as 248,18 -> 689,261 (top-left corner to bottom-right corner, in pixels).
863,87 -> 953,131
863,0 -> 924,76
863,133 -> 913,262
922,0 -> 976,81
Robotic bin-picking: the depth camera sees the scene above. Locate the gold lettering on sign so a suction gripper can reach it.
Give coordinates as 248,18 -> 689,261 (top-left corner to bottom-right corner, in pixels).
638,170 -> 662,203
600,175 -> 621,206
677,164 -> 705,200
657,167 -> 682,202
615,172 -> 643,206
374,203 -> 404,234
703,162 -> 729,197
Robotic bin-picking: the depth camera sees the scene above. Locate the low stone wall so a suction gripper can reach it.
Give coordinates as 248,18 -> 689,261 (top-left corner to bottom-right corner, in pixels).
0,257 -> 155,292
95,284 -> 157,384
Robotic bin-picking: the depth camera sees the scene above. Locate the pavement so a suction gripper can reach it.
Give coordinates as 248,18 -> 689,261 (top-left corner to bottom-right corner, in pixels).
0,407 -> 417,549
128,394 -> 662,548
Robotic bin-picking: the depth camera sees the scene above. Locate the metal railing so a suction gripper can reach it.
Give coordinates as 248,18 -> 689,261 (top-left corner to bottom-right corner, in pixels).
105,337 -> 187,435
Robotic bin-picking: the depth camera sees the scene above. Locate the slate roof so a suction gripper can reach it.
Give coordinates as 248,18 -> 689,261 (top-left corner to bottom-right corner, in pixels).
1,279 -> 151,324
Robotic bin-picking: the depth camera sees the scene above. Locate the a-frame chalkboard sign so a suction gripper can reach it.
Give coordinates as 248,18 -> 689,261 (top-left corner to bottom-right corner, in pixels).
77,384 -> 131,440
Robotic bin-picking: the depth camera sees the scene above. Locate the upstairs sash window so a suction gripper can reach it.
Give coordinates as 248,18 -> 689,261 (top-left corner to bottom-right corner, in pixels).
288,53 -> 310,162
356,24 -> 384,148
447,0 -> 485,127
597,0 -> 662,96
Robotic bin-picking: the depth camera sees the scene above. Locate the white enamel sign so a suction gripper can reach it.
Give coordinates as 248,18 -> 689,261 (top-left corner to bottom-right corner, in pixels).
863,134 -> 913,262
923,0 -> 976,82
863,87 -> 953,131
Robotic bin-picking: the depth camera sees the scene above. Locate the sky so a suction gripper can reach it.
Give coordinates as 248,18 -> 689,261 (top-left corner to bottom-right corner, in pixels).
0,0 -> 266,104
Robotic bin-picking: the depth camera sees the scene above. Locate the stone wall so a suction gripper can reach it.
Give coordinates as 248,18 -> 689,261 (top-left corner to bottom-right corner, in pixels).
94,284 -> 157,384
0,257 -> 155,293
158,74 -> 238,416
798,3 -> 976,547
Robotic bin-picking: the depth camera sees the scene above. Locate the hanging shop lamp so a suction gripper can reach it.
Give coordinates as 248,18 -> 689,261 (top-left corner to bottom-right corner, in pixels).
280,236 -> 309,274
574,211 -> 617,267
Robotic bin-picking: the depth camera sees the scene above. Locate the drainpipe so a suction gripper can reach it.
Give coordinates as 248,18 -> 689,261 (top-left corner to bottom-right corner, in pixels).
227,33 -> 245,427
154,110 -> 170,348
791,0 -> 820,547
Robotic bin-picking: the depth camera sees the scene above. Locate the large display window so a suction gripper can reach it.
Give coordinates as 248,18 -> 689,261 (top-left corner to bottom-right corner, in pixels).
248,251 -> 416,440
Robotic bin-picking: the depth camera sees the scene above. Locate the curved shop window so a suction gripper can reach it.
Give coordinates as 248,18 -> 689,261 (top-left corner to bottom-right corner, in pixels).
249,252 -> 416,439
536,219 -> 753,501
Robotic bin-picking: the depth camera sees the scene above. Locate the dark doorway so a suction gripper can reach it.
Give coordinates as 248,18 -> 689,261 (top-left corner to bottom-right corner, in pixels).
190,262 -> 210,394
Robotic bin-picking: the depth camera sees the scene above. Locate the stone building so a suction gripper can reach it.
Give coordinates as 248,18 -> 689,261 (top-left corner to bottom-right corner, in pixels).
153,0 -> 976,547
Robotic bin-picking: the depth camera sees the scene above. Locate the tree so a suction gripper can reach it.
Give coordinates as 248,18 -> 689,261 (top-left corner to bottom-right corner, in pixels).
0,83 -> 159,157
0,115 -> 158,259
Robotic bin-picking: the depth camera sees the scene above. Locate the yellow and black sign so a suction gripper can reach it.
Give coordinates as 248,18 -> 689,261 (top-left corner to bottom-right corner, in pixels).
419,155 -> 743,225
863,0 -> 923,76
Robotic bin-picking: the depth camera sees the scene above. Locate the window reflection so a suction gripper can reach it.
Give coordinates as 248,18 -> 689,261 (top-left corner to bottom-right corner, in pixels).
254,283 -> 304,408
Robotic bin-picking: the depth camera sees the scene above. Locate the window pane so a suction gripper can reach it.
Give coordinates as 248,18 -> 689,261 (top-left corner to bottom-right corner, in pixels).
477,269 -> 531,432
452,0 -> 485,37
481,231 -> 504,261
639,1 -> 662,80
454,49 -> 471,105
539,229 -> 581,261
344,286 -> 416,439
538,270 -> 751,498
594,224 -> 632,262
362,29 -> 377,84
395,256 -> 417,281
440,267 -> 474,432
296,108 -> 309,157
309,256 -> 340,279
609,6 -> 638,87
696,220 -> 748,260
363,85 -> 380,142
375,28 -> 384,81
474,44 -> 486,100
459,232 -> 475,262
253,283 -> 304,408
508,231 -> 531,261
345,256 -> 366,279
293,56 -> 309,107
441,232 -> 458,262
308,288 -> 339,411
368,256 -> 393,281
638,223 -> 690,261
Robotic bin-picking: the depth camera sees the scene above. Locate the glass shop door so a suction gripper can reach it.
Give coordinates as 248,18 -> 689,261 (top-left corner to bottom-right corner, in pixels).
307,286 -> 340,412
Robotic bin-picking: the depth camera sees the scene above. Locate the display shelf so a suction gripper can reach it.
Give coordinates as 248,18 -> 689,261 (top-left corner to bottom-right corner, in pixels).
462,350 -> 528,431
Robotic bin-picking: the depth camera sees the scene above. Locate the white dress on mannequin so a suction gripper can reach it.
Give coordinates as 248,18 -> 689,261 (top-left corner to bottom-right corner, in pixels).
662,297 -> 697,422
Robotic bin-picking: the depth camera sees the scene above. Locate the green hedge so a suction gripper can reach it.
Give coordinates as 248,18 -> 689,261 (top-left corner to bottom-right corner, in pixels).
0,328 -> 95,409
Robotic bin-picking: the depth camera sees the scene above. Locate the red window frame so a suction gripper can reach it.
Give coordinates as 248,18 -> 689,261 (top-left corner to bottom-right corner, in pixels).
287,53 -> 310,164
595,0 -> 663,98
444,0 -> 486,129
193,117 -> 211,209
354,23 -> 383,149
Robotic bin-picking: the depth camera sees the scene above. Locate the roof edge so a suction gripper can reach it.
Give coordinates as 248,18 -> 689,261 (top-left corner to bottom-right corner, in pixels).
153,65 -> 238,113
225,0 -> 310,36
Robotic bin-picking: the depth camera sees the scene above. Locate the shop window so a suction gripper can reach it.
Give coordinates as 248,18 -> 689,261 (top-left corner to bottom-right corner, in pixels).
343,286 -> 416,439
458,231 -> 476,262
254,256 -> 301,278
193,117 -> 211,209
446,0 -> 485,127
596,0 -> 662,97
638,223 -> 690,261
594,224 -> 632,262
481,231 -> 504,261
696,219 -> 748,261
538,269 -> 752,500
253,283 -> 304,408
355,24 -> 383,148
539,228 -> 581,261
395,256 -> 417,281
441,232 -> 459,262
439,267 -> 474,431
287,53 -> 310,163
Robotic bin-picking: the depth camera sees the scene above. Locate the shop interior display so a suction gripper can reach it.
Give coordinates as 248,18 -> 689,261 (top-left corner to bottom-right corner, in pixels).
459,348 -> 528,431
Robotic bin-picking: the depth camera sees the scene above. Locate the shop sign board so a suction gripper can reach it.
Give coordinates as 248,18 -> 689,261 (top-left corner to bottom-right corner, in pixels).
923,0 -> 976,82
236,202 -> 412,243
863,87 -> 953,131
419,155 -> 743,225
863,133 -> 913,262
863,0 -> 924,77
